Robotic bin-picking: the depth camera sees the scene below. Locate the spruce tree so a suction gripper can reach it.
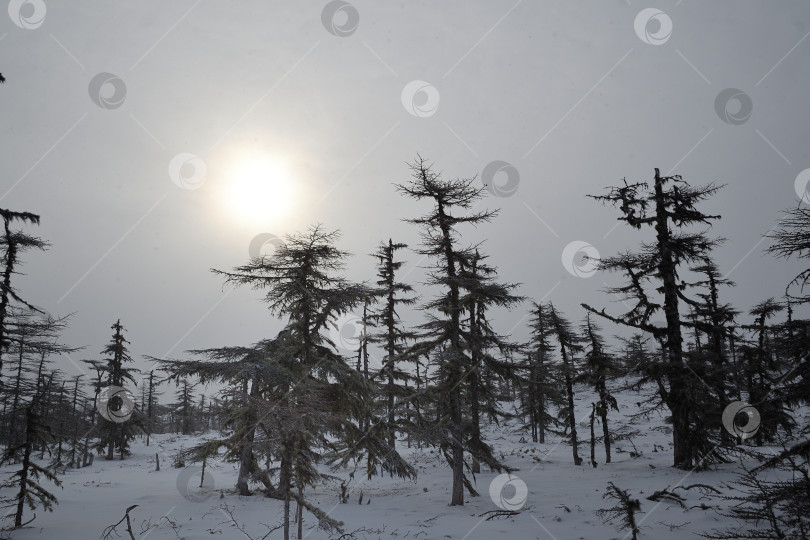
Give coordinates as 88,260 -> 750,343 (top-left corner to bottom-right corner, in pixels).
95,320 -> 138,460
368,239 -> 419,450
739,299 -> 795,445
547,303 -> 583,465
172,377 -> 198,435
457,249 -> 522,474
522,302 -> 564,444
0,400 -> 61,528
195,225 -> 414,539
396,157 -> 511,504
583,168 -> 725,469
683,261 -> 738,443
0,208 -> 46,381
578,315 -> 619,464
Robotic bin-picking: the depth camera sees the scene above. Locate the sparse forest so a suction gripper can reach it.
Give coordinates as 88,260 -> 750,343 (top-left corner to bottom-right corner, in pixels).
0,162 -> 808,539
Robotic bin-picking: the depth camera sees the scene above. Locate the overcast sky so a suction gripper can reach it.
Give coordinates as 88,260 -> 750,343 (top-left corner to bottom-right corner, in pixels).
2,1 -> 809,382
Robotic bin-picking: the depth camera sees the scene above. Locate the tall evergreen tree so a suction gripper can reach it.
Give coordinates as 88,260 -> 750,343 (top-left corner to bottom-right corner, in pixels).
396,157 -> 510,505
683,261 -> 738,442
522,302 -> 564,444
209,226 -> 413,539
0,208 -> 45,381
583,168 -> 725,469
95,320 -> 138,460
457,249 -> 522,474
0,400 -> 61,528
738,299 -> 795,445
368,239 -> 419,450
143,370 -> 160,446
172,377 -> 198,435
547,303 -> 583,465
579,315 -> 619,464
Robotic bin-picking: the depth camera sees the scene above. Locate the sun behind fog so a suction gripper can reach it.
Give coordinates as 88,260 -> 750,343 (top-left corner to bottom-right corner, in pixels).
221,155 -> 295,225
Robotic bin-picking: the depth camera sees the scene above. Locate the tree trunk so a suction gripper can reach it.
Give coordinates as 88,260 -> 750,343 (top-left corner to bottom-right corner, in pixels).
0,219 -> 18,379
597,379 -> 611,463
589,403 -> 597,468
296,485 -> 303,539
280,448 -> 292,540
561,343 -> 582,466
14,430 -> 32,527
236,379 -> 257,496
565,369 -> 582,465
653,170 -> 691,469
437,200 -> 466,506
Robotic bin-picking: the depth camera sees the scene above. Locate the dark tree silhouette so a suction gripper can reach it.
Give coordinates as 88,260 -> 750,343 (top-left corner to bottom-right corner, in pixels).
95,320 -> 139,460
578,315 -> 619,464
0,208 -> 45,381
368,239 -> 419,450
457,249 -> 522,474
0,401 -> 61,528
522,302 -> 564,444
583,168 -> 725,469
396,157 -> 504,505
548,303 -> 583,466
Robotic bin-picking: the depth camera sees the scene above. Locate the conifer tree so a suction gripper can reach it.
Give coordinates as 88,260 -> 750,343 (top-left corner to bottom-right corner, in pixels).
457,249 -> 522,474
172,377 -> 198,435
522,302 -> 564,444
0,208 -> 46,380
0,400 -> 61,528
579,315 -> 619,463
95,320 -> 138,460
143,370 -> 160,446
368,239 -> 419,450
396,157 -> 507,505
683,261 -> 738,442
739,299 -> 795,445
583,168 -> 725,469
547,303 -> 583,465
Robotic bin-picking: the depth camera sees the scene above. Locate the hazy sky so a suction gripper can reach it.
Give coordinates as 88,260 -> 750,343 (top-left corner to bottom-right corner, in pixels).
2,1 -> 809,382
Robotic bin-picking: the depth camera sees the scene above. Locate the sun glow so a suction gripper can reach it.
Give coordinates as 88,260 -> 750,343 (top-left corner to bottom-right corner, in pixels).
222,155 -> 295,225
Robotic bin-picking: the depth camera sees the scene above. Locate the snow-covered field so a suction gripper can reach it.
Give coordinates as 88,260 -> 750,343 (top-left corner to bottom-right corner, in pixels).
1,384 -> 779,539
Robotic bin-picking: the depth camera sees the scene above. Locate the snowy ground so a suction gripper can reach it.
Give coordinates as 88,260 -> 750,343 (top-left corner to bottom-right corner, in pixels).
1,384 -> 788,539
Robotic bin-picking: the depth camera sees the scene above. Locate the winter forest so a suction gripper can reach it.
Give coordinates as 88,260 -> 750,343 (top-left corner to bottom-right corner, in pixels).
2,2 -> 810,540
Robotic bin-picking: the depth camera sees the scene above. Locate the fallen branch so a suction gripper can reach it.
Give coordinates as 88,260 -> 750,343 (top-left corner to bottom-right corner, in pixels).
101,505 -> 138,540
478,509 -> 521,520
